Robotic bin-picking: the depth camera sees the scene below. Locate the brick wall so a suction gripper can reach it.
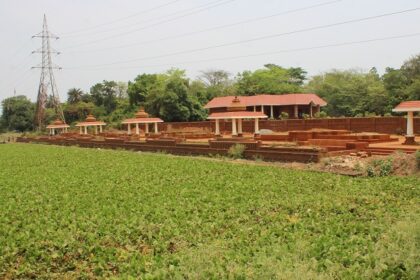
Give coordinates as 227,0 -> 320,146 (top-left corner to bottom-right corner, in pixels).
159,117 -> 419,134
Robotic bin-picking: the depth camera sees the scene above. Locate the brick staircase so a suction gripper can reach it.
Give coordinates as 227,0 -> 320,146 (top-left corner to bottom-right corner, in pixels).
362,147 -> 417,156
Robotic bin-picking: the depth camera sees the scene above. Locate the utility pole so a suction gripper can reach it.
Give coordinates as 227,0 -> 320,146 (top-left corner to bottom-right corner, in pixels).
32,14 -> 64,131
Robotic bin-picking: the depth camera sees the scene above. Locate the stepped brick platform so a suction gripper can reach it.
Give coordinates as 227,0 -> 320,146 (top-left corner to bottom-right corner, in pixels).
16,136 -> 325,163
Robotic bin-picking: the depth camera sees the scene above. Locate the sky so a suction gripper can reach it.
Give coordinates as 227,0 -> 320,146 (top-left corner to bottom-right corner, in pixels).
0,0 -> 419,103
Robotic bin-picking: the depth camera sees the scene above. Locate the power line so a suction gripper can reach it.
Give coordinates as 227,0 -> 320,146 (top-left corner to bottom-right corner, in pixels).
62,32 -> 420,71
64,0 -> 229,39
65,0 -> 345,54
62,0 -> 237,49
61,0 -> 184,35
66,7 -> 420,69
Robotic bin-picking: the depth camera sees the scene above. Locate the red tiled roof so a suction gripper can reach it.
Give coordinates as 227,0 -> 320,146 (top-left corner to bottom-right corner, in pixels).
208,111 -> 268,119
392,101 -> 420,112
204,93 -> 327,109
121,117 -> 163,124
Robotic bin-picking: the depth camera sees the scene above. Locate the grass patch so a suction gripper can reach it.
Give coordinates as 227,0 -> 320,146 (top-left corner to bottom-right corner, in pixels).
0,144 -> 419,279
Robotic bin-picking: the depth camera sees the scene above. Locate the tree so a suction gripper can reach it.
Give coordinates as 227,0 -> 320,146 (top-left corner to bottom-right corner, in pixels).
145,69 -> 206,121
67,88 -> 84,104
1,96 -> 34,131
306,70 -> 388,117
127,74 -> 161,106
90,80 -> 118,114
199,69 -> 231,87
236,64 -> 305,95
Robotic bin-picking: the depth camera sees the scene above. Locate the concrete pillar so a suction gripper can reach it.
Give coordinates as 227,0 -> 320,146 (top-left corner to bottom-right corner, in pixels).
254,118 -> 259,134
135,123 -> 139,135
407,111 -> 414,136
95,125 -> 98,135
310,105 -> 313,118
84,126 -> 88,135
261,105 -> 264,114
294,105 -> 298,118
254,106 -> 256,112
79,126 -> 83,134
145,123 -> 149,134
99,125 -> 103,133
154,122 -> 158,133
215,119 -> 220,136
232,119 -> 237,136
127,124 -> 131,135
238,118 -> 243,136
270,105 -> 274,119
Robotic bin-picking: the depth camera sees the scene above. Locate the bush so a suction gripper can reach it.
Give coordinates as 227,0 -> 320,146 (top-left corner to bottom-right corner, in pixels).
228,144 -> 245,159
302,113 -> 310,119
314,111 -> 328,118
366,158 -> 393,177
279,112 -> 289,119
416,150 -> 420,170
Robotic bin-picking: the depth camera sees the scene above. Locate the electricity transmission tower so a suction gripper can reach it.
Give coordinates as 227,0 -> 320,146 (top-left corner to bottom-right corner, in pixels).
32,14 -> 64,130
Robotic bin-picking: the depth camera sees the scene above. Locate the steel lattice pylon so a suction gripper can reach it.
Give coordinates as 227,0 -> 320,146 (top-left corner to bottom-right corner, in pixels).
33,14 -> 64,131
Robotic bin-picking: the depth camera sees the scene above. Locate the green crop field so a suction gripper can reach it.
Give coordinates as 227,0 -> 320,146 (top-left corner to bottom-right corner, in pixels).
0,144 -> 419,279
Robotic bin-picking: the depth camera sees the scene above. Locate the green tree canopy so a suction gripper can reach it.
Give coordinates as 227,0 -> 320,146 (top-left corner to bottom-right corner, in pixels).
235,64 -> 306,95
306,69 -> 388,117
1,96 -> 34,131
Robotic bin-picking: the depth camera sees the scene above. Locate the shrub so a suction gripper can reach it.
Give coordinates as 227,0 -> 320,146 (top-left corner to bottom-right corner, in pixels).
314,111 -> 328,119
302,113 -> 310,119
415,150 -> 420,170
279,112 -> 289,119
366,158 -> 393,177
228,144 -> 246,159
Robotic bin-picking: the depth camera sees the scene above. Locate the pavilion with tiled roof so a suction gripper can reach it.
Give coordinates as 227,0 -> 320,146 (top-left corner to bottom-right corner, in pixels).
392,100 -> 420,145
204,93 -> 327,119
75,114 -> 106,135
207,96 -> 267,136
121,107 -> 163,135
46,119 -> 70,136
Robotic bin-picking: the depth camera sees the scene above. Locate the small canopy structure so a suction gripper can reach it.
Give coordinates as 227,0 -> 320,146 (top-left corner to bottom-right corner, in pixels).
75,114 -> 106,135
207,96 -> 268,136
46,119 -> 70,136
121,107 -> 163,135
392,101 -> 420,145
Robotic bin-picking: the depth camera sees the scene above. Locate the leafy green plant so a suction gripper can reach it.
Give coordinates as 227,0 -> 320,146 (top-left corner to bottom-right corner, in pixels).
366,158 -> 393,177
227,143 -> 245,159
415,150 -> 420,170
279,112 -> 289,119
0,144 -> 418,279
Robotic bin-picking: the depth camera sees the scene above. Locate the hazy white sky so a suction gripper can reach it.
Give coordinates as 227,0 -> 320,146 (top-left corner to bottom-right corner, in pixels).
1,0 -> 419,102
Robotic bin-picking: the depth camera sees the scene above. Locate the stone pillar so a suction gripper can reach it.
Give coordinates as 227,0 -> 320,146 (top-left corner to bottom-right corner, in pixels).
238,118 -> 243,136
310,105 -> 313,118
254,118 -> 259,134
154,122 -> 158,133
407,111 -> 414,136
135,123 -> 139,135
95,125 -> 98,135
127,124 -> 131,135
254,106 -> 256,112
261,105 -> 264,114
84,126 -> 88,135
79,126 -> 83,134
145,123 -> 149,134
232,119 -> 237,136
294,105 -> 298,118
270,105 -> 274,119
215,119 -> 220,136
99,125 -> 103,133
